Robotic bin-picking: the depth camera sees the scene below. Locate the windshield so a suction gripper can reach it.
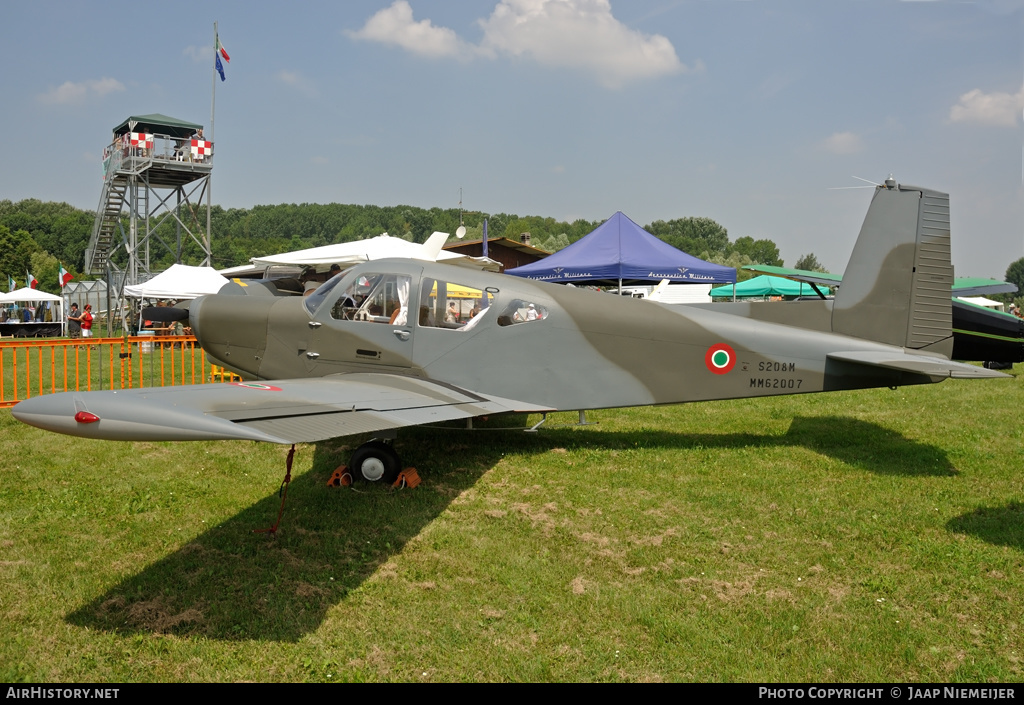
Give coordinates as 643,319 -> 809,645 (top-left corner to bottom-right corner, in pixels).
303,271 -> 350,315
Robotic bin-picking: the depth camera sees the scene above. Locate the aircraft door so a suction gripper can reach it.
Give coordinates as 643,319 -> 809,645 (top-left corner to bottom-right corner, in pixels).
305,270 -> 419,374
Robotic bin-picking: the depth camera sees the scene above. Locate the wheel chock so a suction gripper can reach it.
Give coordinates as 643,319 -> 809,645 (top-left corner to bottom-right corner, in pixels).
327,465 -> 352,487
393,467 -> 421,489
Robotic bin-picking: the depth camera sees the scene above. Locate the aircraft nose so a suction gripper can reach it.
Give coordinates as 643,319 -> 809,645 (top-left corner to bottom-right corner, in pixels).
189,294 -> 275,377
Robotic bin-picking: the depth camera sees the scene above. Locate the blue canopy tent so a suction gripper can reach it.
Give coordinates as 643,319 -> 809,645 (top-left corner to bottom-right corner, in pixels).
505,211 -> 736,288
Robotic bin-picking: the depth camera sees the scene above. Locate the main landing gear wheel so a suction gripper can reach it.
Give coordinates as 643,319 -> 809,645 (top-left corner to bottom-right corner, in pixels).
349,440 -> 401,483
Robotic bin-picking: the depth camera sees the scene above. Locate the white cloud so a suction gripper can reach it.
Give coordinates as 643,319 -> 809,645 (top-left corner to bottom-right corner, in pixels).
949,85 -> 1023,127
347,0 -> 691,88
347,0 -> 472,59
182,45 -> 210,63
821,131 -> 864,155
478,0 -> 688,88
38,77 -> 125,105
275,70 -> 318,97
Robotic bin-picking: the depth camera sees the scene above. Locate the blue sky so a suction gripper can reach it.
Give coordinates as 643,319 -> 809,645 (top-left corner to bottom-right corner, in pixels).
1,0 -> 1021,278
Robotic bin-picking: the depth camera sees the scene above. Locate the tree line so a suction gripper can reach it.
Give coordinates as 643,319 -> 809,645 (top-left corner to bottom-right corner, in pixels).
13,196 -> 973,297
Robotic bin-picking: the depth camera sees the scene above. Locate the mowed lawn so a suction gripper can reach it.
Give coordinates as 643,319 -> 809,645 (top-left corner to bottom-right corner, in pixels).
1,367 -> 1022,682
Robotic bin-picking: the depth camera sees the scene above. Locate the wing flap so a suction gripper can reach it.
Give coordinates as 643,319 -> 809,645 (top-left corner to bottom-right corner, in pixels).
236,399 -> 531,444
827,351 -> 1010,379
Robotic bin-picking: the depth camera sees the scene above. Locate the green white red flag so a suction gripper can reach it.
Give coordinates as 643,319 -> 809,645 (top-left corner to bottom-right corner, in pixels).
216,33 -> 230,63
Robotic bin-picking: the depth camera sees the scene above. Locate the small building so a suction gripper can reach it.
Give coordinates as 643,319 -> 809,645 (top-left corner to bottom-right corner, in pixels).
443,237 -> 550,272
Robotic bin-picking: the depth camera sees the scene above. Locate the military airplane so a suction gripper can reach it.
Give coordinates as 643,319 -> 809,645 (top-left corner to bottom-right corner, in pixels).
13,181 -> 1009,484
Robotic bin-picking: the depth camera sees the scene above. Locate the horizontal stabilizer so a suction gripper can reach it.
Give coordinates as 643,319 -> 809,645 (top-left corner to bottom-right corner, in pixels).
827,351 -> 1010,379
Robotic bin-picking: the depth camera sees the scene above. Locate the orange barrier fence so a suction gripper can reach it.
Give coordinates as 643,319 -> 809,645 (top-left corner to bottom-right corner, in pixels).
0,336 -> 241,409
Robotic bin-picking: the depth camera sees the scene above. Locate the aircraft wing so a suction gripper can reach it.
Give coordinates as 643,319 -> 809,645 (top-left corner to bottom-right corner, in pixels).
742,265 -> 843,288
12,373 -> 551,444
827,351 -> 1010,379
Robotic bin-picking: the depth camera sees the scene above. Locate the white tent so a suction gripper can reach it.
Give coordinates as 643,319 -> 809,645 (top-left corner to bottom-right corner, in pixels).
1,287 -> 65,335
958,296 -> 1005,311
123,264 -> 230,299
0,287 -> 64,304
250,232 -> 501,272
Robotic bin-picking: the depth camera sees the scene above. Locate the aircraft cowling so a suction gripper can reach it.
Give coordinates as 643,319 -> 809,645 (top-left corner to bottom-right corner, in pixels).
189,294 -> 274,378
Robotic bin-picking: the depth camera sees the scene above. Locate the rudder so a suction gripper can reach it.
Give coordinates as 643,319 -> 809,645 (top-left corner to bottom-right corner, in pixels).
831,183 -> 953,354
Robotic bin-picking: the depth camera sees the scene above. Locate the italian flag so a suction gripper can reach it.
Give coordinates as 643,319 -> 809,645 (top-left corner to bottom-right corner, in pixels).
59,264 -> 73,287
216,33 -> 230,63
7,275 -> 15,292
26,271 -> 38,289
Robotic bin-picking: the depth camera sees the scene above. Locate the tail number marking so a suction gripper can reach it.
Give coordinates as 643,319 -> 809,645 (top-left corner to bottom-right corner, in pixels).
750,378 -> 803,389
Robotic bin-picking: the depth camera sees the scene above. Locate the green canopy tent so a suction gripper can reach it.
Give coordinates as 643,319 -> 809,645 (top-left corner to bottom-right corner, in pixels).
112,114 -> 203,140
710,275 -> 830,299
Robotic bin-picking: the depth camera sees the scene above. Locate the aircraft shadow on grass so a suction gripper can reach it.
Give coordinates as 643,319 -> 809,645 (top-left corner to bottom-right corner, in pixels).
946,502 -> 1024,552
65,415 -> 953,642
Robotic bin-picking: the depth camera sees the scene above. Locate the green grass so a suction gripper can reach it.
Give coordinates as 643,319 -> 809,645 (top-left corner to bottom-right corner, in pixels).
1,366 -> 1022,682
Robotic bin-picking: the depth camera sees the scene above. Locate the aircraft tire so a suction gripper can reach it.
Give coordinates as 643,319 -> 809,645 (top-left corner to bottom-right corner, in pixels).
350,441 -> 401,484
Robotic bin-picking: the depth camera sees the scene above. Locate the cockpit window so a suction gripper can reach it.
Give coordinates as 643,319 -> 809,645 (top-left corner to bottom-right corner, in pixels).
322,273 -> 411,324
497,299 -> 548,326
330,273 -> 383,321
418,278 -> 494,331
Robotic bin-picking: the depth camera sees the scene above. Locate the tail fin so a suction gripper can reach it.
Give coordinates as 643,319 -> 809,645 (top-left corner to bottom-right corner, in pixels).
420,231 -> 450,261
831,183 -> 953,354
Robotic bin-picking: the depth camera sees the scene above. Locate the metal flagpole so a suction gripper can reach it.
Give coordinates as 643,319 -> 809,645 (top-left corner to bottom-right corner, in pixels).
210,21 -> 217,141
207,21 -> 216,267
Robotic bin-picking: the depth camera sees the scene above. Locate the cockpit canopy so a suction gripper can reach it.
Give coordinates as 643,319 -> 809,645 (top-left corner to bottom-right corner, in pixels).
303,261 -> 549,333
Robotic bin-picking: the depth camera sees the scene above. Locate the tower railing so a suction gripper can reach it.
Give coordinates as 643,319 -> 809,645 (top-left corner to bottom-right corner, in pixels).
102,133 -> 215,170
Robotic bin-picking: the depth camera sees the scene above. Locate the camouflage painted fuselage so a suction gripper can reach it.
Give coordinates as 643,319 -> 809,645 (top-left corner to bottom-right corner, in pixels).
193,262 -> 941,413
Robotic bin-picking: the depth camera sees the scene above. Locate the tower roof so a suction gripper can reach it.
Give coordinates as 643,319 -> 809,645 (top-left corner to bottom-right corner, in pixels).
112,114 -> 202,139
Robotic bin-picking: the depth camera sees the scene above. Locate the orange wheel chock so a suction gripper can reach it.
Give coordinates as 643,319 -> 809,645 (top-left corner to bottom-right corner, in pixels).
393,467 -> 421,489
327,465 -> 352,487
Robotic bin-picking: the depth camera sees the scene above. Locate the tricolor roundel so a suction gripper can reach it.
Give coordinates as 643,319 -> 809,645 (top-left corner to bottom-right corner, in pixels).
705,343 -> 736,375
231,382 -> 282,391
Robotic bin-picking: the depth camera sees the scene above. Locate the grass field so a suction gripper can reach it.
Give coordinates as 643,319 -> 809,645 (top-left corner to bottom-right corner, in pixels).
1,366 -> 1022,682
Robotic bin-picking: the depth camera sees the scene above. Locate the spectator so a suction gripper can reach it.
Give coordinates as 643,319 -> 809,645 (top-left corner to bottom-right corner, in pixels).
80,304 -> 94,338
68,303 -> 82,338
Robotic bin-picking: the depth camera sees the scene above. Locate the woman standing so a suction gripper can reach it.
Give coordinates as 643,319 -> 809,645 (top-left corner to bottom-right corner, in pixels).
80,304 -> 94,338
